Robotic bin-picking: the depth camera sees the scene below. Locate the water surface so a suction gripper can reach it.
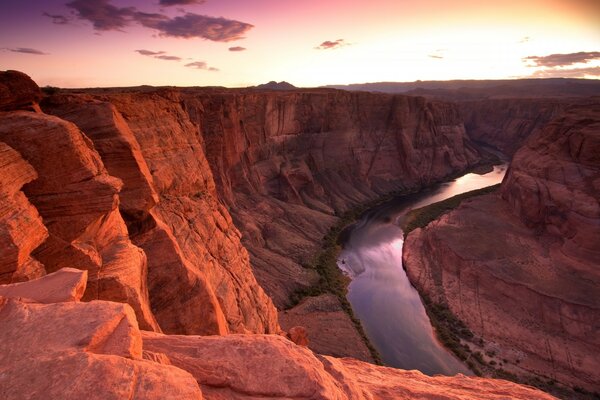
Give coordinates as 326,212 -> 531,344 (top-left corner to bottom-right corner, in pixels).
337,165 -> 507,375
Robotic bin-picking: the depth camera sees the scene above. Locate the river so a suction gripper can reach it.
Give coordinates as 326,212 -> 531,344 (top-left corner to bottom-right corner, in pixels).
337,165 -> 507,376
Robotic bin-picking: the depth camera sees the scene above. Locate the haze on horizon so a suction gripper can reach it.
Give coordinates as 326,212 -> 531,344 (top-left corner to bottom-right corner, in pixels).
0,0 -> 599,88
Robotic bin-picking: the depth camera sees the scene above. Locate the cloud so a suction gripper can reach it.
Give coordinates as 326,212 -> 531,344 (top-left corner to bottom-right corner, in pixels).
42,12 -> 71,25
140,13 -> 253,42
155,55 -> 182,61
66,0 -> 136,31
159,0 -> 206,5
529,66 -> 600,78
63,0 -> 254,42
135,49 -> 165,56
229,46 -> 246,52
428,55 -> 443,59
135,49 -> 182,61
519,36 -> 530,43
523,51 -> 600,67
185,61 -> 219,71
315,39 -> 347,50
7,47 -> 48,55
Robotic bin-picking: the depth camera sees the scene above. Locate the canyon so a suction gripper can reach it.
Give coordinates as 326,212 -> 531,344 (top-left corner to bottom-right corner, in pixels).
403,101 -> 600,393
0,69 -> 598,398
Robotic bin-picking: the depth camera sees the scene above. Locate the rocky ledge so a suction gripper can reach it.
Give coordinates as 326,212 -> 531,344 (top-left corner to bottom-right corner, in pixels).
0,269 -> 555,399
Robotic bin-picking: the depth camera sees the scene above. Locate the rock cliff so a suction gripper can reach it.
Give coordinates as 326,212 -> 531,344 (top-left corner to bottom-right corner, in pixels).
403,101 -> 600,392
0,270 -> 555,400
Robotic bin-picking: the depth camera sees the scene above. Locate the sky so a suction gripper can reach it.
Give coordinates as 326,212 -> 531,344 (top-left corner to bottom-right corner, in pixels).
0,0 -> 599,88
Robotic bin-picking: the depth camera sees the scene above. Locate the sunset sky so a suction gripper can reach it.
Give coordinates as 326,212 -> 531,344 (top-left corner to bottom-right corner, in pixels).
1,0 -> 599,88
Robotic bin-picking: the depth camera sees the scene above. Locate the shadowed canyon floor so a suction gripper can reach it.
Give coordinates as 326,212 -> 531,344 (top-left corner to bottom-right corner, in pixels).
0,70 -> 598,398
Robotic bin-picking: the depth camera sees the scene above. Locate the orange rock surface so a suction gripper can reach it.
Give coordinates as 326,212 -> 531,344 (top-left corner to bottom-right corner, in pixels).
0,141 -> 47,283
0,111 -> 159,331
403,102 -> 600,391
0,267 -> 87,303
142,330 -> 555,399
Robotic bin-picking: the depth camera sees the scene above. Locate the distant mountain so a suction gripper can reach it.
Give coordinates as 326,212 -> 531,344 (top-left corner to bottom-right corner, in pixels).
253,81 -> 297,90
323,78 -> 600,100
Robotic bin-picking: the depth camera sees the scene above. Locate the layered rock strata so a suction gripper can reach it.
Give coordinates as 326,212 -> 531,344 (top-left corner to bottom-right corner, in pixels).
43,92 -> 279,336
403,102 -> 600,391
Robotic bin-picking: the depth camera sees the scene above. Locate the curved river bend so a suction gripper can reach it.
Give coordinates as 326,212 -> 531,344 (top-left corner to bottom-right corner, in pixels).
337,165 -> 507,376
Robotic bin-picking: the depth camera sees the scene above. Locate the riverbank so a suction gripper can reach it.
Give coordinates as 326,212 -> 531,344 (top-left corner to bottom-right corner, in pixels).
401,189 -> 599,400
285,159 -> 503,367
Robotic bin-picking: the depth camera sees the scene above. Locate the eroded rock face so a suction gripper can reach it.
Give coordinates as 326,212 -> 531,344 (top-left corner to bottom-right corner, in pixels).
0,70 -> 42,111
0,270 -> 552,400
142,330 -> 555,400
0,267 -> 87,303
403,102 -> 600,391
0,111 -> 159,331
184,91 -> 483,308
43,92 -> 280,335
279,294 -> 375,362
459,99 -> 566,156
0,295 -> 203,400
0,142 -> 47,283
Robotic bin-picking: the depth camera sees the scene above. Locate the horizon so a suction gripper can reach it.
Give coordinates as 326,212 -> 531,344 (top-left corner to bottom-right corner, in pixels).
1,0 -> 599,88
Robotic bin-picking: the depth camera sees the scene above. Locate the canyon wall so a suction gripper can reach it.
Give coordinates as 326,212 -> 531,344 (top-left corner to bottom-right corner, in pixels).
182,90 -> 482,307
403,102 -> 600,391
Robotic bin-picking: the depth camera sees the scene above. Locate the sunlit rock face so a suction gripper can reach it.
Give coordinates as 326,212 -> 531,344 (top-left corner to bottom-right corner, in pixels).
0,270 -> 554,400
42,91 -> 280,336
403,101 -> 600,392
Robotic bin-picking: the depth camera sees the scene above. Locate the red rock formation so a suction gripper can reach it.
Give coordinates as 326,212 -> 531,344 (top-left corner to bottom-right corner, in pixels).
403,102 -> 600,391
0,296 -> 202,399
43,92 -> 280,335
183,91 -> 482,307
0,70 -> 42,111
0,267 -> 87,303
459,99 -> 567,156
0,141 -> 48,283
279,294 -> 375,362
0,111 -> 159,331
0,271 -> 553,400
142,330 -> 555,399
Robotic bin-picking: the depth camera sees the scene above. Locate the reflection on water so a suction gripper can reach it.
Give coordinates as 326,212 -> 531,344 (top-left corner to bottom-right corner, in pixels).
338,165 -> 507,376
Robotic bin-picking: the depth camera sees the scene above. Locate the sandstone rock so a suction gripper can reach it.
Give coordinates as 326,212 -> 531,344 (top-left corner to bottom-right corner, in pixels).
403,102 -> 600,391
279,294 -> 375,362
184,91 -> 482,308
0,111 -> 159,331
94,92 -> 280,335
287,326 -> 309,346
0,267 -> 87,303
0,70 -> 42,111
0,141 -> 48,283
0,296 -> 203,400
142,330 -> 554,399
42,96 -> 158,217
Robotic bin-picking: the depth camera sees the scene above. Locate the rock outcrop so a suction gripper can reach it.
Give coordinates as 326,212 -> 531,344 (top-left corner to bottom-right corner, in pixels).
43,92 -> 279,336
0,70 -> 42,111
0,267 -> 87,303
0,111 -> 160,331
0,141 -> 47,283
403,102 -> 600,391
0,270 -> 554,400
0,293 -> 202,399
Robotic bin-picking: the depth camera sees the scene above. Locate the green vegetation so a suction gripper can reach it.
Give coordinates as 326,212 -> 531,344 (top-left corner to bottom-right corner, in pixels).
402,184 -> 500,236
